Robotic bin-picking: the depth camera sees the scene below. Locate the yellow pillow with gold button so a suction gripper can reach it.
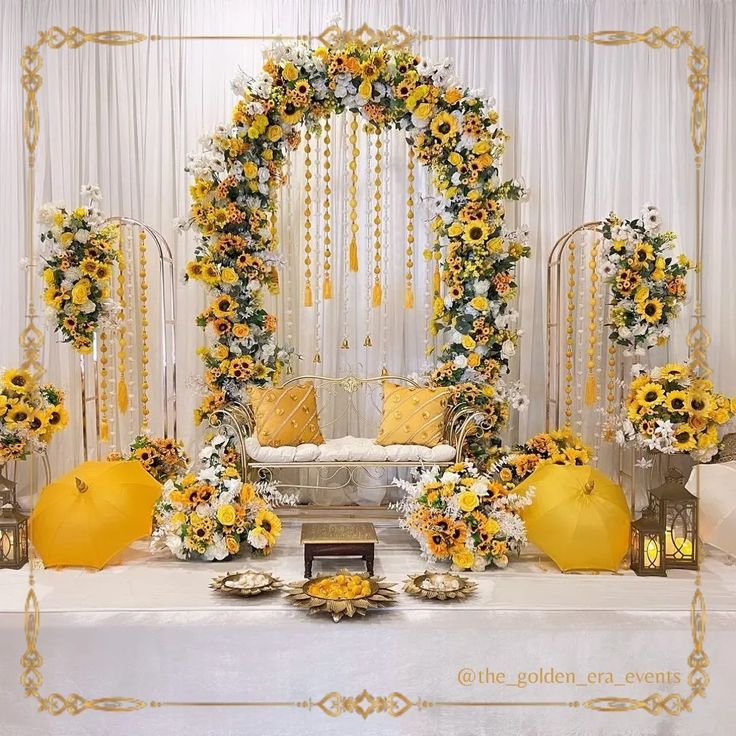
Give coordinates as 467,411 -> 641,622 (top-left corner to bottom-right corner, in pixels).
376,382 -> 450,447
248,383 -> 325,448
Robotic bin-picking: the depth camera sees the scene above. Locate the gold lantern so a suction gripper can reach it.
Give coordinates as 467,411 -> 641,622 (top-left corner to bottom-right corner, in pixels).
0,502 -> 29,569
630,510 -> 667,577
647,468 -> 699,570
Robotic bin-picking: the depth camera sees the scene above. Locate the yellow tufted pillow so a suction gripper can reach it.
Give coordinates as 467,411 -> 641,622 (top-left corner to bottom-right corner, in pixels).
376,382 -> 450,447
248,383 -> 325,448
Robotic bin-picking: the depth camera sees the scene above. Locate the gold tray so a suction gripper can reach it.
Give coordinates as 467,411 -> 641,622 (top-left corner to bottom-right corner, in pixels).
403,571 -> 477,601
285,569 -> 397,622
210,570 -> 283,598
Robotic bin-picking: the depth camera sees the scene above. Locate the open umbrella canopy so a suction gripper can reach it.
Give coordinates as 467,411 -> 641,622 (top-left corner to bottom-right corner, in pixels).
31,460 -> 162,569
515,464 -> 631,572
687,462 -> 736,557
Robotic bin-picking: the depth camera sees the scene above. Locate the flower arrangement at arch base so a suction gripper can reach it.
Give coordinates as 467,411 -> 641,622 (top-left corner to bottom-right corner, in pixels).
394,461 -> 533,572
151,433 -> 295,561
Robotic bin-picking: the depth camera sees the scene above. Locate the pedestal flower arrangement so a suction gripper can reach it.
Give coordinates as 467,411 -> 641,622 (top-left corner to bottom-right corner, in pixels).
151,434 -> 295,561
614,363 -> 735,463
0,368 -> 67,464
394,461 -> 533,571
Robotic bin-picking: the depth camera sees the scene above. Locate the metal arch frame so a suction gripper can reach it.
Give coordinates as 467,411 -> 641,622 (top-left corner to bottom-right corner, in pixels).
79,217 -> 178,460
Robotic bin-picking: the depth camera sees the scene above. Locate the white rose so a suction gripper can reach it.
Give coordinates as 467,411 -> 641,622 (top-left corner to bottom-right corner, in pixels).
471,554 -> 487,572
501,339 -> 516,359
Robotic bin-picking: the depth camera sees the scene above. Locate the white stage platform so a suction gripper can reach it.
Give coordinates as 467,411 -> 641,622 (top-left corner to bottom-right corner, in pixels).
1,518 -> 734,736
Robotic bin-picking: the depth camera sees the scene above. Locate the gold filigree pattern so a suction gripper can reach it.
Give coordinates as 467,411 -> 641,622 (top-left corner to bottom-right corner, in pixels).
302,689 -> 429,718
317,23 -> 421,49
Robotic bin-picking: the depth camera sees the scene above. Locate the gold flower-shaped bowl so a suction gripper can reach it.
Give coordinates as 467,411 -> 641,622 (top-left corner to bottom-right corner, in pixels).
210,570 -> 283,598
403,571 -> 477,601
285,569 -> 398,622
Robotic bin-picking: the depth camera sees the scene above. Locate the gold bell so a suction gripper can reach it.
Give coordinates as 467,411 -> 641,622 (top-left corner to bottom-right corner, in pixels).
340,338 -> 350,349
381,366 -> 388,376
363,335 -> 373,347
313,352 -> 321,364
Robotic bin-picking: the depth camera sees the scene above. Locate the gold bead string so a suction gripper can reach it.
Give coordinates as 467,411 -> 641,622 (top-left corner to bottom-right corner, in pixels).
584,236 -> 600,407
138,229 -> 150,432
348,112 -> 360,273
563,240 -> 576,427
269,205 -> 280,294
98,330 -> 110,443
405,146 -> 416,309
313,128 -> 323,365
340,112 -> 351,352
363,130 -> 373,347
423,171 -> 435,356
606,336 -> 618,419
116,226 -> 129,415
322,116 -> 333,300
303,129 -> 314,307
371,131 -> 383,308
381,129 -> 391,372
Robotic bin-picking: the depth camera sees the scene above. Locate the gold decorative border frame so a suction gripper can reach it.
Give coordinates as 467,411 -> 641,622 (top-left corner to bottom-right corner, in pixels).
19,22 -> 709,721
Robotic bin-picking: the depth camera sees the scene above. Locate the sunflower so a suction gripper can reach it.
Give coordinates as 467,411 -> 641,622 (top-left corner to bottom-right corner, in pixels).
462,221 -> 490,246
80,257 -> 99,276
279,101 -> 303,125
3,369 -> 32,394
687,391 -> 714,417
637,298 -> 664,324
673,424 -> 697,452
6,403 -> 33,427
448,520 -> 468,547
211,294 -> 237,318
42,404 -> 68,430
429,111 -> 458,144
255,508 -> 282,541
636,383 -> 665,407
427,532 -> 451,559
633,242 -> 655,265
665,390 -> 688,414
660,363 -> 689,381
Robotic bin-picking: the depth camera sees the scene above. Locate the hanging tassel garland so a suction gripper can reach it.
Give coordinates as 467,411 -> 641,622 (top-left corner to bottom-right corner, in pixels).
433,264 -> 441,294
348,113 -> 360,272
323,277 -> 332,300
371,132 -> 383,308
372,281 -> 382,308
349,236 -> 359,272
303,130 -> 314,307
584,236 -> 601,407
404,286 -> 415,309
584,374 -> 597,407
117,378 -> 129,414
405,147 -> 416,309
304,283 -> 313,307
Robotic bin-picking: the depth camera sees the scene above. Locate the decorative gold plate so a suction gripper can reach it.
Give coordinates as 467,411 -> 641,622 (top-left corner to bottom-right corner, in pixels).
210,570 -> 283,598
285,569 -> 398,622
403,571 -> 478,601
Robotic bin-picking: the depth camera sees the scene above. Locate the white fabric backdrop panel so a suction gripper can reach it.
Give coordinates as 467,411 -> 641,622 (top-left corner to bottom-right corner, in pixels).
1,0 -> 735,492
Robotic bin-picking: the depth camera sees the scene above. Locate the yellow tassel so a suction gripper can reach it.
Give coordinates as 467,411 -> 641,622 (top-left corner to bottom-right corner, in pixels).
372,281 -> 382,307
99,421 -> 109,441
404,285 -> 415,309
584,374 -> 596,407
349,236 -> 359,272
269,266 -> 280,295
432,265 -> 440,294
117,378 -> 129,413
304,283 -> 313,307
323,276 -> 332,299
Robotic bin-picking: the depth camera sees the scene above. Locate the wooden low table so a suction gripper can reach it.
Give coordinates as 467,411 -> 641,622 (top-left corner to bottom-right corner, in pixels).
300,522 -> 379,578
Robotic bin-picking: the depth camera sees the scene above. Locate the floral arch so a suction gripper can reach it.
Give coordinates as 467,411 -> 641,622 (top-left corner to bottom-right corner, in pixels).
185,39 -> 529,462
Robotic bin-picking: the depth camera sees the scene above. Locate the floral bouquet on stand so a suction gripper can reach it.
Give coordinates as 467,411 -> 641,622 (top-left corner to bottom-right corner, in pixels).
108,435 -> 190,485
151,433 -> 296,561
614,362 -> 735,463
38,185 -> 119,354
394,461 -> 533,571
0,368 -> 67,464
490,427 -> 592,492
599,205 -> 695,356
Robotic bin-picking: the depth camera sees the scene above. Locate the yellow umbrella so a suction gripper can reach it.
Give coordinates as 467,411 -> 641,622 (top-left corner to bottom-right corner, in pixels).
31,460 -> 162,569
515,465 -> 631,572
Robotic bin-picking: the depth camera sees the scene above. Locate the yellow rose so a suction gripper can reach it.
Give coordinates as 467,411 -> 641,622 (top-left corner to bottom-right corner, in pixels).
448,151 -> 463,167
473,140 -> 490,154
447,222 -> 463,237
240,483 -> 255,504
59,232 -> 74,247
452,548 -> 474,569
468,353 -> 480,367
444,87 -> 463,104
634,286 -> 649,304
467,190 -> 481,201
221,267 -> 238,284
72,207 -> 86,219
470,296 -> 488,311
282,62 -> 299,81
71,279 -> 91,305
714,408 -> 730,424
488,237 -> 503,253
216,504 -> 236,526
458,490 -> 479,512
358,80 -> 372,99
247,126 -> 260,139
243,161 -> 258,179
461,335 -> 476,350
170,512 -> 186,528
484,517 -> 501,536
43,268 -> 55,285
52,211 -> 65,227
414,103 -> 433,120
267,125 -> 283,142
225,536 -> 240,555
253,114 -> 268,132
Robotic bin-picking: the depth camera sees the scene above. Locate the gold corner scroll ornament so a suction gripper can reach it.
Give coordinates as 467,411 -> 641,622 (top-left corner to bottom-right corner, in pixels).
18,21 -> 709,721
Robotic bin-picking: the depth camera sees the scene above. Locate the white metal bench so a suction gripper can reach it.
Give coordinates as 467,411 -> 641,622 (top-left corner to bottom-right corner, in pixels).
210,374 -> 481,495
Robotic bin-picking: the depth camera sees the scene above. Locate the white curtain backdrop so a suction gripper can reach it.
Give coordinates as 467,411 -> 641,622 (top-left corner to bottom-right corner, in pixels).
2,0 -> 735,502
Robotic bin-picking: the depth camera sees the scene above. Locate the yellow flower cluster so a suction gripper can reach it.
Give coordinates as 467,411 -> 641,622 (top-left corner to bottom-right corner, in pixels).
0,368 -> 67,463
308,574 -> 373,600
625,363 -> 734,456
108,434 -> 189,485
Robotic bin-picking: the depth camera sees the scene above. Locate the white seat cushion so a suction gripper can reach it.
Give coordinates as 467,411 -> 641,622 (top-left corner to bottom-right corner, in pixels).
244,435 -> 456,464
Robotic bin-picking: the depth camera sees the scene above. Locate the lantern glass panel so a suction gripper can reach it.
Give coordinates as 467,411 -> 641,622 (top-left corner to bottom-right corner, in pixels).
0,527 -> 13,563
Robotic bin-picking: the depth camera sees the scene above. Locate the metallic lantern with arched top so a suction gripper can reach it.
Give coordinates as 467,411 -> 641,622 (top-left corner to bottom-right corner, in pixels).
630,510 -> 667,577
647,468 -> 699,570
0,503 -> 29,569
